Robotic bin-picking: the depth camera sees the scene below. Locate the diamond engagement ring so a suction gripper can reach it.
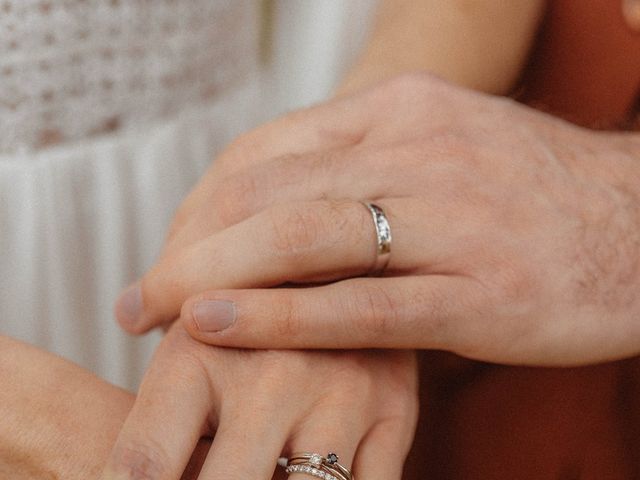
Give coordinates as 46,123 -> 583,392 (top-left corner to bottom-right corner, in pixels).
362,202 -> 392,276
285,452 -> 354,480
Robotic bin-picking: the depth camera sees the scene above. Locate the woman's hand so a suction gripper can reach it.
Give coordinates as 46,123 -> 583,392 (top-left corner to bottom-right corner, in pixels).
0,335 -> 210,479
101,324 -> 418,480
116,73 -> 640,366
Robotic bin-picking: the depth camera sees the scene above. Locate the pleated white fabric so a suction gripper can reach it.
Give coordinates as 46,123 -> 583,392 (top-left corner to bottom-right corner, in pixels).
0,0 -> 379,391
0,79 -> 264,389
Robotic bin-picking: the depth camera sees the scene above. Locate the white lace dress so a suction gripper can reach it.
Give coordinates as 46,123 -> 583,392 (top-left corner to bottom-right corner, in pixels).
0,0 -> 376,390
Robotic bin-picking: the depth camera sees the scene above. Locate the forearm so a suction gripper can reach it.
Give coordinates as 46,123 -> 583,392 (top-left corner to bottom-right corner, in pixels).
0,336 -> 208,479
0,336 -> 133,479
338,0 -> 546,95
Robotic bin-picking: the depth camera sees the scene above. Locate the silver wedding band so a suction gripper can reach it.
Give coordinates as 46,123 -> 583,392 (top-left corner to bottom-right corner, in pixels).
362,202 -> 392,276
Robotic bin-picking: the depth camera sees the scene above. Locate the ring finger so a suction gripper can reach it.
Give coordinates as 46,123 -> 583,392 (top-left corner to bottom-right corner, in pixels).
195,404 -> 290,480
163,142 -> 454,259
128,197 -> 456,331
284,410 -> 366,480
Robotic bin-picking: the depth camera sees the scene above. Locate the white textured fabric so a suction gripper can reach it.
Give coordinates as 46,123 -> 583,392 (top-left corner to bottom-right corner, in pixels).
0,79 -> 264,389
0,0 -> 256,154
0,0 -> 378,391
0,0 -> 264,390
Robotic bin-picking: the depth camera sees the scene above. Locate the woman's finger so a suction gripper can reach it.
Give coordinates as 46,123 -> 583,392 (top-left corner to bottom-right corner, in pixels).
196,403 -> 290,480
180,275 -> 482,351
285,409 -> 366,480
120,197 -> 457,332
352,419 -> 416,480
101,333 -> 213,480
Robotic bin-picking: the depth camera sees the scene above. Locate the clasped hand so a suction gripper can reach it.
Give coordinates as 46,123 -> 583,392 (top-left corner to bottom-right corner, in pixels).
106,74 -> 640,480
120,73 -> 640,366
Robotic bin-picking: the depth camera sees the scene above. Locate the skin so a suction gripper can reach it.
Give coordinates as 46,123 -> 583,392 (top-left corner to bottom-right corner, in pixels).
102,324 -> 418,480
6,1 -> 534,477
11,0 -> 635,477
0,331 -> 417,480
339,0 -> 545,95
0,335 -> 178,479
118,73 -> 640,367
0,334 -> 217,479
107,0 -> 640,477
107,3 -> 552,479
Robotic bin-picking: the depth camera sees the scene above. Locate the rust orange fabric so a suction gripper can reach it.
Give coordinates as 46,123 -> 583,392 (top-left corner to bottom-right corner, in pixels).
407,2 -> 640,477
519,0 -> 640,128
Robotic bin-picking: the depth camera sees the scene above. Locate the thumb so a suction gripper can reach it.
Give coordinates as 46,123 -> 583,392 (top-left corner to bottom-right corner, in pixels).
179,276 -> 471,350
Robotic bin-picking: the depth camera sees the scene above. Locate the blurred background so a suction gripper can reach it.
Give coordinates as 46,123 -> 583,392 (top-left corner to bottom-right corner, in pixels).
0,0 -> 379,390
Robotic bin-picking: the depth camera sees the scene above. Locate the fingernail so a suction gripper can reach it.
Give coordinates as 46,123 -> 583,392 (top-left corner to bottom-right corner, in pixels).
116,283 -> 143,326
193,300 -> 236,332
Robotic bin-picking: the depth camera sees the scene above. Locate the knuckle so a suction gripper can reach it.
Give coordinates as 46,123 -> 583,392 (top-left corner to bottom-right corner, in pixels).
267,200 -> 354,258
160,328 -> 211,369
272,293 -> 304,338
346,282 -> 401,342
213,172 -> 261,227
267,204 -> 324,257
415,288 -> 454,348
333,358 -> 378,396
110,440 -> 169,480
172,350 -> 212,388
370,73 -> 465,126
252,357 -> 299,398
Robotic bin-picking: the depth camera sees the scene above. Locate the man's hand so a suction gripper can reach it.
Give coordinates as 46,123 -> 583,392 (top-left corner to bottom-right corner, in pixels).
117,73 -> 640,366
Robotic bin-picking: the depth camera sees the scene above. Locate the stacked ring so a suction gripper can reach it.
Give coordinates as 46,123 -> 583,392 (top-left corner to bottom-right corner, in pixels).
284,452 -> 354,480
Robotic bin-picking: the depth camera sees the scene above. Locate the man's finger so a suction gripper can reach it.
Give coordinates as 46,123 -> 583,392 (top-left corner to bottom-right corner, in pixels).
162,146 -> 377,259
116,91 -> 377,335
162,139 -> 447,260
166,89 -> 375,246
117,196 -> 464,333
180,275 -> 481,350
